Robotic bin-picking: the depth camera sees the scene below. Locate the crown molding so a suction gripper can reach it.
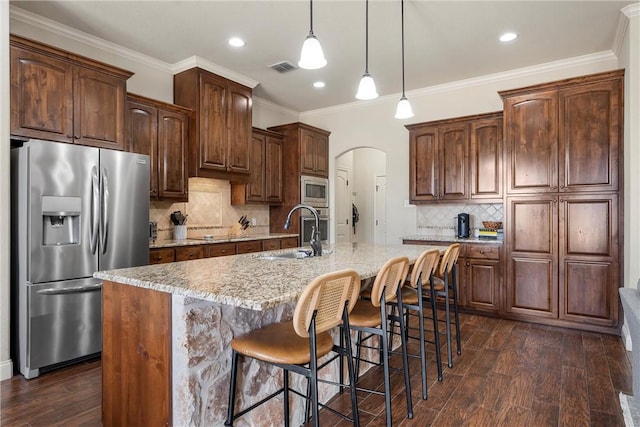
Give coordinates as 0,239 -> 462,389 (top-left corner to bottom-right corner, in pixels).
623,3 -> 640,18
10,5 -> 259,88
10,5 -> 171,73
171,57 -> 258,88
252,96 -> 299,118
611,3 -> 639,56
303,50 -> 617,117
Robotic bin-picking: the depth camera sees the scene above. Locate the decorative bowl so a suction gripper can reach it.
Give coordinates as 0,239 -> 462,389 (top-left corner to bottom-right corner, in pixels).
482,221 -> 503,230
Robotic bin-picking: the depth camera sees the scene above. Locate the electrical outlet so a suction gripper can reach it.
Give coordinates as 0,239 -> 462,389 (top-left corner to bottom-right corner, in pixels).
252,217 -> 256,226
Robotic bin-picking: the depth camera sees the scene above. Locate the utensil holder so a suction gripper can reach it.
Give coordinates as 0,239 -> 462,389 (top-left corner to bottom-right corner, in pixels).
174,225 -> 187,240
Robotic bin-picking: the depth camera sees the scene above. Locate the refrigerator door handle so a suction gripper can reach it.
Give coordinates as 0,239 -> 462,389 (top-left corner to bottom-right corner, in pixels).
36,283 -> 103,295
100,167 -> 109,255
90,166 -> 100,254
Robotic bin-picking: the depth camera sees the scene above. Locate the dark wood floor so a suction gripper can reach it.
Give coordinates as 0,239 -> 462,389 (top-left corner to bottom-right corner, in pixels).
1,313 -> 632,426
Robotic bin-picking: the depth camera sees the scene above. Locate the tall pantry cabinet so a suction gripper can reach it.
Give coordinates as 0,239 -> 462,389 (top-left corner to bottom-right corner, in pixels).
500,70 -> 623,332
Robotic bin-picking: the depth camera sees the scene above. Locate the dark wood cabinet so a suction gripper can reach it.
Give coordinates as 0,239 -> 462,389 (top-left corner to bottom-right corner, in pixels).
231,128 -> 283,205
501,70 -> 623,333
407,112 -> 502,203
464,244 -> 501,313
175,246 -> 205,262
10,35 -> 132,149
127,94 -> 190,201
174,67 -> 252,180
149,248 -> 176,265
267,122 -> 330,235
501,70 -> 622,195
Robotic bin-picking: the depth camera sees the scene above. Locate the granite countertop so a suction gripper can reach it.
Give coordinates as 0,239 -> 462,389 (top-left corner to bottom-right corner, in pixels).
95,242 -> 441,311
402,235 -> 504,245
150,233 -> 299,249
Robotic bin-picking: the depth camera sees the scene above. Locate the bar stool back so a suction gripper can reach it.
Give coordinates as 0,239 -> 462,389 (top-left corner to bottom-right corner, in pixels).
225,269 -> 362,427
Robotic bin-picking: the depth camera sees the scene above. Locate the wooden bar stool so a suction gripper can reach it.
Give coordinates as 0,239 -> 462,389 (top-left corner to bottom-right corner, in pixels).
433,243 -> 462,368
346,256 -> 413,427
225,269 -> 362,427
389,248 -> 443,399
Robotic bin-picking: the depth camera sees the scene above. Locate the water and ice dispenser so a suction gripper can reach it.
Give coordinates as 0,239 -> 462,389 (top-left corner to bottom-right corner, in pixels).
41,196 -> 81,246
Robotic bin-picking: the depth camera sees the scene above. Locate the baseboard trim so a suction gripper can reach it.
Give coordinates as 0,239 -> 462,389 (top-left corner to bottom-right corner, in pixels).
0,359 -> 13,381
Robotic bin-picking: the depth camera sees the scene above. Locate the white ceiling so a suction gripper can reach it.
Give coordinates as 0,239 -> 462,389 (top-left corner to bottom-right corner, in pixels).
10,1 -> 634,112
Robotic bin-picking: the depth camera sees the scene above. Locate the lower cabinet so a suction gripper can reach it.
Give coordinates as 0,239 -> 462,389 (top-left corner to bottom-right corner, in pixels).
149,237 -> 299,264
402,240 -> 503,313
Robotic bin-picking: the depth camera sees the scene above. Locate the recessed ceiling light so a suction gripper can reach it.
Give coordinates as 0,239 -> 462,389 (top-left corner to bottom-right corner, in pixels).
499,32 -> 518,42
313,81 -> 325,88
228,37 -> 245,47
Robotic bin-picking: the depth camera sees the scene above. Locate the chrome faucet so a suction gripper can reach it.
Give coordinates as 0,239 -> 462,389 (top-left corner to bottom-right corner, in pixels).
284,203 -> 322,256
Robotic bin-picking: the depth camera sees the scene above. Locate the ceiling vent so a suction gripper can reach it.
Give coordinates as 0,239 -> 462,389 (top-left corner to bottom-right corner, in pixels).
269,61 -> 298,73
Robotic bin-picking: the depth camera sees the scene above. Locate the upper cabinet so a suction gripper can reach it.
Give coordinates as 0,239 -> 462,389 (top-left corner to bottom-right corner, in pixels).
126,94 -> 191,201
407,112 -> 502,203
268,122 -> 330,179
174,68 -> 252,180
500,70 -> 623,194
231,127 -> 283,205
10,35 -> 132,150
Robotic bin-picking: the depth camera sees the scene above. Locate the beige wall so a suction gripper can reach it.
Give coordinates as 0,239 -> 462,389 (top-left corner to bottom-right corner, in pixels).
1,1 -> 12,381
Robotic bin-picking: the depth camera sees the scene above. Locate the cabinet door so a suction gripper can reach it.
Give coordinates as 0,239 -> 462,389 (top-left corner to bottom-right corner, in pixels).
198,73 -> 228,172
226,82 -> 252,174
466,258 -> 500,312
175,246 -> 205,261
74,65 -> 126,150
314,132 -> 329,177
265,135 -> 283,202
10,46 -> 74,142
237,240 -> 262,254
149,248 -> 175,265
558,194 -> 618,326
300,128 -> 318,175
409,126 -> 439,202
127,100 -> 158,197
470,116 -> 502,199
440,123 -> 468,200
559,79 -> 621,192
246,132 -> 266,201
506,196 -> 558,318
158,108 -> 189,201
504,91 -> 558,194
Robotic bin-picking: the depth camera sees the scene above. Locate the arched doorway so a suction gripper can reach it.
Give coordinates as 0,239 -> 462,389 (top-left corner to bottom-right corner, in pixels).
335,148 -> 387,244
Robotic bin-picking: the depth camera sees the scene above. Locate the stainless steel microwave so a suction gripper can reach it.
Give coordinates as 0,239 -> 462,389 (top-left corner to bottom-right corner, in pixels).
300,175 -> 329,208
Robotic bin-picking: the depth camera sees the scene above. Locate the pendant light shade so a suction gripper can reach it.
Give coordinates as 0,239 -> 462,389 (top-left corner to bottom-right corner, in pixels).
395,0 -> 414,119
355,0 -> 378,100
356,73 -> 378,100
299,0 -> 327,69
395,96 -> 414,119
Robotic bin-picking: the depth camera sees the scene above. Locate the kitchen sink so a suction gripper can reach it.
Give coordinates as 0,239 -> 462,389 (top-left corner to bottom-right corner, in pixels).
258,250 -> 313,260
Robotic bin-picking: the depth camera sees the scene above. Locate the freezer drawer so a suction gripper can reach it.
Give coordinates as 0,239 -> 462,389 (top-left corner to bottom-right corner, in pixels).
24,279 -> 102,378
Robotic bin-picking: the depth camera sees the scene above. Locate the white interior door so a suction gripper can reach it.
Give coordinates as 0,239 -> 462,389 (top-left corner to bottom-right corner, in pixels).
374,175 -> 387,245
336,168 -> 351,243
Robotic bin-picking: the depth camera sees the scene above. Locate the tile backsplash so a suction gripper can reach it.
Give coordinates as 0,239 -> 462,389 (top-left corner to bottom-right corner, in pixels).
150,178 -> 270,240
416,203 -> 503,237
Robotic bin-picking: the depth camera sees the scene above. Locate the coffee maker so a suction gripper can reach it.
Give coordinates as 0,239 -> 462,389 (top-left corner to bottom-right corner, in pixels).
457,213 -> 470,238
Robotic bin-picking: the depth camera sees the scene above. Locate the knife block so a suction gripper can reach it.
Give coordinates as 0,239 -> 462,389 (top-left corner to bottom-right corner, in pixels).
228,223 -> 245,237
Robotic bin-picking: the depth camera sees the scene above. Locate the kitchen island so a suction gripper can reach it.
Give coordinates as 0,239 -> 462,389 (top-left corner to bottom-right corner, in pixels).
95,242 -> 440,427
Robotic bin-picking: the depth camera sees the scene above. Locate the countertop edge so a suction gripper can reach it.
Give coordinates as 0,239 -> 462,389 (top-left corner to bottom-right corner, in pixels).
401,235 -> 504,244
150,233 -> 299,249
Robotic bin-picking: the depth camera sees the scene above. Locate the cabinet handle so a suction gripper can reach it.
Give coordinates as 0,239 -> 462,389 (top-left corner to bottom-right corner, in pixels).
74,135 -> 80,139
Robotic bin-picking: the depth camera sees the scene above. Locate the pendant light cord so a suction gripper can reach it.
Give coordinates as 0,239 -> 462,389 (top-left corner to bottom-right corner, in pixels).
309,0 -> 314,34
401,0 -> 406,96
365,0 -> 369,74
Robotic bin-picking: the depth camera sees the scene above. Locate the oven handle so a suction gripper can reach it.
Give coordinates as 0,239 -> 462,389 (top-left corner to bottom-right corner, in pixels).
36,284 -> 103,295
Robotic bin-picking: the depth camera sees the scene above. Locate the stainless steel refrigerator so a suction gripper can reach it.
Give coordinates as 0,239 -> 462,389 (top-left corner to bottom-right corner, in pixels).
11,139 -> 150,379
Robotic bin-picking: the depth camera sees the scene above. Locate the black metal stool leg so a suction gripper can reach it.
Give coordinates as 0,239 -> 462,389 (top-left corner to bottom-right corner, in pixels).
225,350 -> 239,426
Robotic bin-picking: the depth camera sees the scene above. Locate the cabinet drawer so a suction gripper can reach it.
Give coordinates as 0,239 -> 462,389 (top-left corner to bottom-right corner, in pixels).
208,243 -> 237,258
149,248 -> 175,264
466,244 -> 500,260
281,237 -> 299,249
262,239 -> 281,251
237,241 -> 262,254
175,246 -> 205,261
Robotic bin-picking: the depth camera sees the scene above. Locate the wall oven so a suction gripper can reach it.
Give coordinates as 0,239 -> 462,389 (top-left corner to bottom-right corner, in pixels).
300,208 -> 329,244
301,175 -> 329,208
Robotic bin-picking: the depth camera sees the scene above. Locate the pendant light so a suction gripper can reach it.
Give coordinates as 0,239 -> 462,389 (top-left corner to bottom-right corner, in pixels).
395,0 -> 414,119
298,0 -> 327,70
355,0 -> 378,100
